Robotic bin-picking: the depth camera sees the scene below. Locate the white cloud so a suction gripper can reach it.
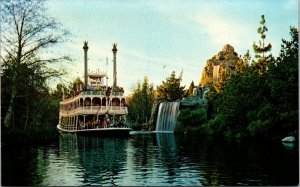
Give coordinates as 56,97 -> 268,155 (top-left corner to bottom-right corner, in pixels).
194,11 -> 253,48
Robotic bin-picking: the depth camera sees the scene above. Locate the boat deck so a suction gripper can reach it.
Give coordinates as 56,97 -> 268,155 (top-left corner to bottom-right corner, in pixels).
57,125 -> 132,137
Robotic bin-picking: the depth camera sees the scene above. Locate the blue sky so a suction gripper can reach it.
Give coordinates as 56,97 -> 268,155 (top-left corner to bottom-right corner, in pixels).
46,0 -> 298,95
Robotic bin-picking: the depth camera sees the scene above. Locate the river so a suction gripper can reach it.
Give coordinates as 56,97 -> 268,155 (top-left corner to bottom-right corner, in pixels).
2,133 -> 298,186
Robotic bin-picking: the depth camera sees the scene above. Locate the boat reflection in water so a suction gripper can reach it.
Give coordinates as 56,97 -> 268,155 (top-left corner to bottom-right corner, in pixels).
121,133 -> 202,186
42,133 -> 129,186
44,133 -> 202,186
3,132 -> 298,186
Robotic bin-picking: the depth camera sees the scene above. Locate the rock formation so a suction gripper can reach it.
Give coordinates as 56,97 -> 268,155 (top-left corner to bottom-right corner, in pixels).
199,44 -> 242,86
180,87 -> 208,108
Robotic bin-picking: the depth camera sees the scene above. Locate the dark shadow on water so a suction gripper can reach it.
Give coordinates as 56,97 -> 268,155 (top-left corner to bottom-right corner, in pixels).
1,133 -> 299,186
58,134 -> 129,186
174,135 -> 299,186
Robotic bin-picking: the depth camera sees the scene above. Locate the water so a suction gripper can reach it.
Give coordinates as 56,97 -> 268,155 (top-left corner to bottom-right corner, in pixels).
2,133 -> 299,186
155,102 -> 180,132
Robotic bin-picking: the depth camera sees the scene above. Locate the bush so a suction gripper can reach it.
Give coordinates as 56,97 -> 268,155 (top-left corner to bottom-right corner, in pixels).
207,115 -> 226,135
131,122 -> 142,131
177,108 -> 207,127
2,125 -> 59,146
247,119 -> 272,137
174,123 -> 187,134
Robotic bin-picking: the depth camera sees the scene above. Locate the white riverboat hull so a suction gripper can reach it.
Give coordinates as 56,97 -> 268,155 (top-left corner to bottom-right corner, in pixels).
57,125 -> 132,137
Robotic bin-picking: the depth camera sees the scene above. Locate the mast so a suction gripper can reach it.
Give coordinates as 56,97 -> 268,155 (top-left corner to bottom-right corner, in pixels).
83,41 -> 89,86
106,56 -> 108,89
112,43 -> 117,87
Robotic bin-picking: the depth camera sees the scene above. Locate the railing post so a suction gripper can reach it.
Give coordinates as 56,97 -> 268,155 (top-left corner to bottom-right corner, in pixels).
83,115 -> 86,129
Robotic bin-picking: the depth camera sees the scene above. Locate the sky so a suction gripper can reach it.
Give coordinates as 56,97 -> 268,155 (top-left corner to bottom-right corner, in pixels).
45,0 -> 298,96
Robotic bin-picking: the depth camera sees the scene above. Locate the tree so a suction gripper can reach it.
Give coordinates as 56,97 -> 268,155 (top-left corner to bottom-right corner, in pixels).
156,71 -> 185,101
1,0 -> 70,127
206,26 -> 298,139
242,50 -> 251,65
234,50 -> 250,74
252,15 -> 272,73
127,77 -> 155,123
1,61 -> 50,128
267,27 -> 298,136
184,81 -> 195,97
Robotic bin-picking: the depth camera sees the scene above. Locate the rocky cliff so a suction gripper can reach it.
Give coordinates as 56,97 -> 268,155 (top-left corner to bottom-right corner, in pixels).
199,44 -> 242,86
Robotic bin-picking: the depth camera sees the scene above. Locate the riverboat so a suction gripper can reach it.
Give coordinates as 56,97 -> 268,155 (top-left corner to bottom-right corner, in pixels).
57,42 -> 132,136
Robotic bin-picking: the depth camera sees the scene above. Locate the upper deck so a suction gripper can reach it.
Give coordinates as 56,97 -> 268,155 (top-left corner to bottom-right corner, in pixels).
60,89 -> 124,105
60,85 -> 127,117
59,42 -> 127,117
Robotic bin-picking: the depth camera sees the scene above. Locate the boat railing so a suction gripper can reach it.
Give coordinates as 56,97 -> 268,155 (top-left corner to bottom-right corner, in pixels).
111,92 -> 124,96
80,91 -> 106,96
78,91 -> 124,96
60,106 -> 128,114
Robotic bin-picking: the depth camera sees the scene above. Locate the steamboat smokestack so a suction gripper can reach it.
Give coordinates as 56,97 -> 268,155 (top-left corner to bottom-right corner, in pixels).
112,43 -> 117,87
83,41 -> 89,86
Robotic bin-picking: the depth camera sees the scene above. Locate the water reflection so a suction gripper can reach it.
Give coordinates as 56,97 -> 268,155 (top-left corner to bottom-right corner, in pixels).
175,136 -> 299,186
121,133 -> 202,186
282,142 -> 296,150
2,133 -> 298,186
41,134 -> 129,186
2,145 -> 49,186
76,135 -> 128,185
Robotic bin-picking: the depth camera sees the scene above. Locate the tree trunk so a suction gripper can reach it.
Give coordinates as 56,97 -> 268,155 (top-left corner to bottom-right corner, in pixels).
25,90 -> 29,129
4,72 -> 17,128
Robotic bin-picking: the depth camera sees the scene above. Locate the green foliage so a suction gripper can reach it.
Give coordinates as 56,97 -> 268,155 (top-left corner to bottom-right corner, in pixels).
1,61 -> 61,144
252,15 -> 272,73
184,81 -> 195,97
2,62 -> 51,127
234,50 -> 250,74
207,27 -> 298,140
267,27 -> 299,135
1,0 -> 70,128
131,122 -> 143,131
247,119 -> 272,137
2,125 -> 59,145
1,0 -> 69,144
157,71 -> 185,101
127,77 -> 155,124
175,107 -> 208,135
51,83 -> 67,100
207,115 -> 226,136
242,50 -> 251,65
177,108 -> 207,127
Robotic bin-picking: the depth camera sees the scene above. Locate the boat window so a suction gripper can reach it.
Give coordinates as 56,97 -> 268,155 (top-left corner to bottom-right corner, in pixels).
112,98 -> 120,106
85,97 -> 91,106
92,97 -> 101,106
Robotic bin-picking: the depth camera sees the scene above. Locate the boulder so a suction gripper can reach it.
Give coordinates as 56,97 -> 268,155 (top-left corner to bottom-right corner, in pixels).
181,96 -> 202,107
281,136 -> 296,142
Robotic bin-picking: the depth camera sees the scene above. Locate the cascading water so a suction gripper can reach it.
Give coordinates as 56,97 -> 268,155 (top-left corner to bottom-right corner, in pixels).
155,102 -> 180,133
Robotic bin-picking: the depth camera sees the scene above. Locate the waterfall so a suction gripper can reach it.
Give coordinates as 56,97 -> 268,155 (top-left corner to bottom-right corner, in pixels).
155,102 -> 180,133
213,65 -> 220,83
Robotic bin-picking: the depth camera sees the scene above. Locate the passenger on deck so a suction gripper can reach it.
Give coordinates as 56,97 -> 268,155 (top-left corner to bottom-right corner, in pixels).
87,120 -> 92,129
106,117 -> 110,128
99,119 -> 104,128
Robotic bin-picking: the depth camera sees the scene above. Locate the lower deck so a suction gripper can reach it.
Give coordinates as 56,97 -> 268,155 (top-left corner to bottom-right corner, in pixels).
59,113 -> 128,131
57,125 -> 132,137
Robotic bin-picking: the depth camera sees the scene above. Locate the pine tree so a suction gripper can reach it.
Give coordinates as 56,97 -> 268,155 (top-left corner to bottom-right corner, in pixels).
185,81 -> 195,97
252,15 -> 272,73
243,50 -> 251,66
156,71 -> 185,101
234,50 -> 250,74
127,77 -> 155,123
